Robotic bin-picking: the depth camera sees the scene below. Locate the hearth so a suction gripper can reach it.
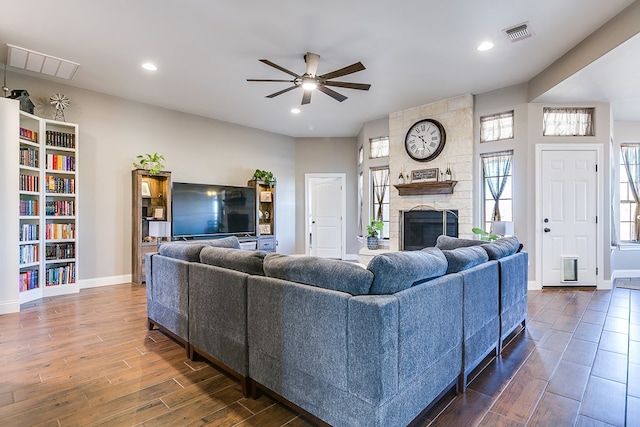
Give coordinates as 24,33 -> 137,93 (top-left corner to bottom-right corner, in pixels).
401,209 -> 458,250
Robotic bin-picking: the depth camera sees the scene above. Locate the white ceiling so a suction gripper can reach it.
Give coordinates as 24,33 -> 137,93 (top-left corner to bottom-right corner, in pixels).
0,0 -> 637,137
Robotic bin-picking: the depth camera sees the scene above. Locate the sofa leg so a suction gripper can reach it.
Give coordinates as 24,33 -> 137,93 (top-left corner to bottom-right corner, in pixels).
240,377 -> 251,398
250,380 -> 262,399
458,373 -> 467,393
185,343 -> 190,359
147,318 -> 154,331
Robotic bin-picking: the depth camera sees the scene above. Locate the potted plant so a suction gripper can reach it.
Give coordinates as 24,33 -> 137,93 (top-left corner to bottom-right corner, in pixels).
251,169 -> 276,187
472,227 -> 499,241
133,153 -> 166,175
366,217 -> 384,250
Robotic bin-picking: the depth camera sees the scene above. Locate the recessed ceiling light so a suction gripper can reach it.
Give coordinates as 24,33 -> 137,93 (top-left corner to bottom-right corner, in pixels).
291,108 -> 301,114
142,62 -> 157,71
477,41 -> 494,52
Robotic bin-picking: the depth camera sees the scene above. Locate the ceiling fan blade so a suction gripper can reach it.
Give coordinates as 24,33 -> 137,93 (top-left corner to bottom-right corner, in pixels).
259,59 -> 300,78
247,79 -> 296,83
304,52 -> 320,77
317,85 -> 347,102
265,85 -> 298,98
318,62 -> 366,80
301,90 -> 312,105
323,81 -> 371,91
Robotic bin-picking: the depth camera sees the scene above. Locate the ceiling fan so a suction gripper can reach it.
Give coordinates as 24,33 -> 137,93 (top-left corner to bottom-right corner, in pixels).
247,52 -> 371,105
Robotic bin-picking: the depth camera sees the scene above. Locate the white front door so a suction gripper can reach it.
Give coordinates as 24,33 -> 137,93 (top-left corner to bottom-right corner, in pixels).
541,150 -> 598,286
306,175 -> 345,258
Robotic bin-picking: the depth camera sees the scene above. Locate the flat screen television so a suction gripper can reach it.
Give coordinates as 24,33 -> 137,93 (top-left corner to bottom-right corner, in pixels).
172,182 -> 255,239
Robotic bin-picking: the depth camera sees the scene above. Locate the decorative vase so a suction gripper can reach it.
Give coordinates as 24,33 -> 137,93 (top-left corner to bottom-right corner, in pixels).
367,236 -> 379,250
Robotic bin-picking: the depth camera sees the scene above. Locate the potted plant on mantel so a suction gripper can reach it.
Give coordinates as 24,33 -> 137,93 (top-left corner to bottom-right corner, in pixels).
250,169 -> 276,187
366,217 -> 384,250
133,153 -> 166,175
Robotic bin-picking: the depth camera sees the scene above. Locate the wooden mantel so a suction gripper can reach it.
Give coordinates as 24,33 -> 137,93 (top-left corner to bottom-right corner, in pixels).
394,180 -> 457,196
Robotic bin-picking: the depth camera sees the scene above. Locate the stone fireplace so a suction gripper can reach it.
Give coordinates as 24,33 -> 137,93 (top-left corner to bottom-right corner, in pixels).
401,209 -> 458,250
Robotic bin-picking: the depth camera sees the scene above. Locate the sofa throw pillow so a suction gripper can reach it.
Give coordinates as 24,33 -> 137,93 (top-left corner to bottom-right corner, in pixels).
442,246 -> 489,274
159,242 -> 207,262
482,236 -> 520,260
367,248 -> 448,295
263,254 -> 374,295
435,235 -> 486,250
200,236 -> 241,249
200,246 -> 267,276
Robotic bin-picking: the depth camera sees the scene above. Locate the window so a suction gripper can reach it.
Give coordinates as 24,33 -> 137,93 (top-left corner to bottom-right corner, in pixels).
358,171 -> 363,234
481,150 -> 513,232
371,167 -> 389,238
620,143 -> 640,242
480,110 -> 514,142
369,136 -> 389,158
543,107 -> 594,136
357,146 -> 363,165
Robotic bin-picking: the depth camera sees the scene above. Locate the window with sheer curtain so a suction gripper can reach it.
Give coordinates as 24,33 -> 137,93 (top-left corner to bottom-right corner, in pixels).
620,143 -> 640,242
358,171 -> 363,234
480,111 -> 514,143
357,146 -> 363,165
369,136 -> 389,158
481,150 -> 513,232
371,167 -> 389,238
543,107 -> 594,136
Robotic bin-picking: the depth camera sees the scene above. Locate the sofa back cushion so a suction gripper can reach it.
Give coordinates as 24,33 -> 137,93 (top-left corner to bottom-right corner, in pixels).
367,247 -> 448,294
442,246 -> 489,273
482,236 -> 520,260
263,254 -> 374,295
435,235 -> 485,250
200,246 -> 267,276
159,242 -> 206,262
198,236 -> 242,249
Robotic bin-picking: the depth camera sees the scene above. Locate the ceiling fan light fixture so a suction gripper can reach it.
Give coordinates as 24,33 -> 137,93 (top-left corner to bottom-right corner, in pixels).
301,77 -> 318,91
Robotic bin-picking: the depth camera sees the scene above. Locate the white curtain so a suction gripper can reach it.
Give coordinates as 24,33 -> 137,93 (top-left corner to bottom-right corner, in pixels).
621,143 -> 640,241
543,107 -> 594,136
481,151 -> 513,222
372,168 -> 389,222
480,111 -> 514,142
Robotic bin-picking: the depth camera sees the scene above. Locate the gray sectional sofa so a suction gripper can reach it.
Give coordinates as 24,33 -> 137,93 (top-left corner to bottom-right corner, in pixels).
145,235 -> 527,427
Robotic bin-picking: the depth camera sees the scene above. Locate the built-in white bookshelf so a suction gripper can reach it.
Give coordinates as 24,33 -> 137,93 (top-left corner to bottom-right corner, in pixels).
1,98 -> 79,311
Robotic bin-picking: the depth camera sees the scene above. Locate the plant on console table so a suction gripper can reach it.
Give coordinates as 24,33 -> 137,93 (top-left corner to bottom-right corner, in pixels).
472,227 -> 499,242
133,153 -> 166,175
366,217 -> 384,250
251,169 -> 276,187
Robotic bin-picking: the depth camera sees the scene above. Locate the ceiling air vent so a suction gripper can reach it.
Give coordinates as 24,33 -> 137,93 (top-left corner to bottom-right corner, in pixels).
503,22 -> 534,42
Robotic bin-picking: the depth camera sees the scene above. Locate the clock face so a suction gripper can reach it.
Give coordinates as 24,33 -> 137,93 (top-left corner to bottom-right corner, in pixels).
404,119 -> 446,161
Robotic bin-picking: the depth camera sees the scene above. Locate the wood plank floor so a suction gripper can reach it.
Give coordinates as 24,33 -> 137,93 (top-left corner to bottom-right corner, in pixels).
0,282 -> 637,426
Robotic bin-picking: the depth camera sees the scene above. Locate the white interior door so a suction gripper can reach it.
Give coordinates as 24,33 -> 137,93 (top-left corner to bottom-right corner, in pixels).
541,150 -> 597,286
306,175 -> 345,258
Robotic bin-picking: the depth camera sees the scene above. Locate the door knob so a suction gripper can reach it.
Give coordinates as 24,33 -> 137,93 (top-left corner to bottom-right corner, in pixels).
544,227 -> 551,233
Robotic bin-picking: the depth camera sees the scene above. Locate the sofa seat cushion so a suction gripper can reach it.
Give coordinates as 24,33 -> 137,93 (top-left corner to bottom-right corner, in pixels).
158,242 -> 207,261
482,236 -> 520,260
442,246 -> 489,273
435,235 -> 485,250
199,246 -> 267,276
367,247 -> 448,294
263,254 -> 374,295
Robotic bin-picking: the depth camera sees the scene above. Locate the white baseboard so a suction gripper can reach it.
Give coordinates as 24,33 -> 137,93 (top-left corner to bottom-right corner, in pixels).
611,269 -> 640,280
79,274 -> 132,289
343,253 -> 359,261
0,300 -> 20,315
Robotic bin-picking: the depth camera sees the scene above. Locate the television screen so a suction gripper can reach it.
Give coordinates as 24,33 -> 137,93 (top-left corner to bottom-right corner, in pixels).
172,182 -> 255,239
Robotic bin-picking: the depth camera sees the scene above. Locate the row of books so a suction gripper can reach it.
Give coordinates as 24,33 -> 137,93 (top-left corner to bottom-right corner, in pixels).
45,200 -> 75,216
46,262 -> 75,286
46,130 -> 75,148
19,269 -> 39,292
46,153 -> 76,172
20,224 -> 39,241
45,242 -> 75,260
19,147 -> 39,168
46,223 -> 75,240
19,199 -> 38,216
19,174 -> 39,192
20,127 -> 38,142
19,244 -> 39,265
45,176 -> 75,194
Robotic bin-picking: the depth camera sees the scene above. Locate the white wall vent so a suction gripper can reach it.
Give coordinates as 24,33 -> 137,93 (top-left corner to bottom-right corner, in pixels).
7,44 -> 79,80
503,22 -> 534,42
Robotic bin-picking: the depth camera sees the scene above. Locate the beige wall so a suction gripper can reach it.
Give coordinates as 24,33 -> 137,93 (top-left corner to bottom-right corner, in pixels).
7,72 -> 296,284
294,137 -> 359,255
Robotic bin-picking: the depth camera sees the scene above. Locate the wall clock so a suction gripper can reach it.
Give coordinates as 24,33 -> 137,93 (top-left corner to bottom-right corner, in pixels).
404,119 -> 446,162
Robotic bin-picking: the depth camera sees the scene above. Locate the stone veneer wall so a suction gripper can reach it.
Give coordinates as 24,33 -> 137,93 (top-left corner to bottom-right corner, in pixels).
389,95 -> 474,251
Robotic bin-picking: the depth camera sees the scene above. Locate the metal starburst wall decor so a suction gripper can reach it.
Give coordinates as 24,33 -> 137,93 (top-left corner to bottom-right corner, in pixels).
50,93 -> 70,121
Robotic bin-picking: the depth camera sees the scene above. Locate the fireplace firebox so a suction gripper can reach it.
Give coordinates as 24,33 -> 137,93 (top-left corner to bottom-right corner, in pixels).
401,209 -> 458,250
